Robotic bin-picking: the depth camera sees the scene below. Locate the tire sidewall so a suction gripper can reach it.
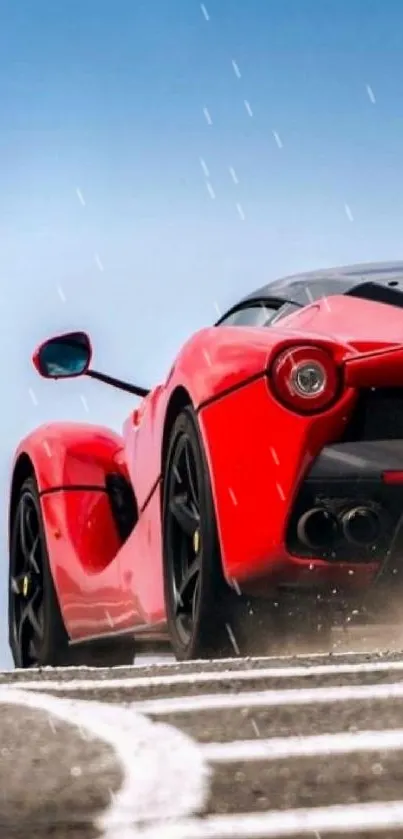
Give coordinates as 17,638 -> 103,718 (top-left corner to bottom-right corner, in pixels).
162,407 -> 228,659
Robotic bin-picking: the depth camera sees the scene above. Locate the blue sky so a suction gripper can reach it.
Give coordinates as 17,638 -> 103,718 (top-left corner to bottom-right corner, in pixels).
1,0 -> 403,666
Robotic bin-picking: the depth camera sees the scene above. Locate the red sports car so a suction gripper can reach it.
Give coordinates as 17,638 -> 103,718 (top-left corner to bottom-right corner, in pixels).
9,261 -> 403,668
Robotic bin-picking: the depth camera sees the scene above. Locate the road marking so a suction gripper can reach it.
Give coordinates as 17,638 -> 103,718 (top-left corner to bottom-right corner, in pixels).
202,727 -> 403,762
133,800 -> 403,838
1,648 -> 385,679
127,680 -> 403,715
4,658 -> 403,693
0,688 -> 208,836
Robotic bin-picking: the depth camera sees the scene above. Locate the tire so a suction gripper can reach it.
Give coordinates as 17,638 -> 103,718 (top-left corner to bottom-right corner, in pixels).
8,476 -> 136,668
162,408 -> 327,660
162,408 -> 234,660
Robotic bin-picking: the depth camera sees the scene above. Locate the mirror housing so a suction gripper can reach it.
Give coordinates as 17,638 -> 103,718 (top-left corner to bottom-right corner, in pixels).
32,331 -> 92,379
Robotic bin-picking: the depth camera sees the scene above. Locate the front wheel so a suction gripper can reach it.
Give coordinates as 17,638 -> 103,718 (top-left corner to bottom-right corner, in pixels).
162,408 -> 233,660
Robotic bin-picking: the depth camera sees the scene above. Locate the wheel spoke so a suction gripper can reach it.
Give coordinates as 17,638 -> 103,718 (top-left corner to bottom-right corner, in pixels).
10,572 -> 34,596
27,536 -> 41,574
176,556 -> 200,609
192,574 -> 201,621
11,490 -> 45,666
19,590 -> 43,642
19,498 -> 28,557
169,493 -> 199,536
28,639 -> 38,660
166,427 -> 204,647
173,464 -> 183,485
26,507 -> 37,544
184,440 -> 199,508
19,496 -> 37,563
10,574 -> 23,595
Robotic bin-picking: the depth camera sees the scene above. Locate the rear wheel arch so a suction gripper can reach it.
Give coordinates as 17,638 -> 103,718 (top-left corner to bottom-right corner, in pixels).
161,391 -> 226,574
161,387 -> 193,489
161,406 -> 232,659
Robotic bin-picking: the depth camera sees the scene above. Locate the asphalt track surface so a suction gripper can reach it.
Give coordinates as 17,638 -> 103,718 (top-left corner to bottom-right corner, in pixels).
4,628 -> 403,837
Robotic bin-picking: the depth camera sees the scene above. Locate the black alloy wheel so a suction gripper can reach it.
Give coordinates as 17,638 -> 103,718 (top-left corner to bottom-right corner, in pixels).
163,408 -> 232,660
162,409 -> 334,660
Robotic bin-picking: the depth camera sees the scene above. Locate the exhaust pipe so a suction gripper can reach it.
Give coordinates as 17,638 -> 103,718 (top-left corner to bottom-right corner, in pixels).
297,507 -> 340,550
341,506 -> 381,547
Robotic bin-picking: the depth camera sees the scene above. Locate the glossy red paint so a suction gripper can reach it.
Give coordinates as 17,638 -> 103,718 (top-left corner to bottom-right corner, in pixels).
382,471 -> 403,484
165,321 -> 348,405
13,422 -> 126,492
40,490 -> 129,640
122,386 -> 166,511
344,345 -> 403,388
284,294 -> 403,354
11,423 -> 134,640
120,320 -> 353,511
198,375 -> 377,592
118,483 -> 165,625
12,291 -> 403,646
32,347 -> 42,376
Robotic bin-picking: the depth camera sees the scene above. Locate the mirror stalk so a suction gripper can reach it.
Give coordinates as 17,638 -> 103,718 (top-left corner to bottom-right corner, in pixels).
86,369 -> 149,398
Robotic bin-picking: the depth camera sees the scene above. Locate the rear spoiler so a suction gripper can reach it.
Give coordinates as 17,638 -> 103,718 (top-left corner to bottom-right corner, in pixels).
344,345 -> 403,388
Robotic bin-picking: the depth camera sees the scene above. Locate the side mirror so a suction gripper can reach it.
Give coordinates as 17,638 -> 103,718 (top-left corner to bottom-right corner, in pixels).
32,331 -> 92,379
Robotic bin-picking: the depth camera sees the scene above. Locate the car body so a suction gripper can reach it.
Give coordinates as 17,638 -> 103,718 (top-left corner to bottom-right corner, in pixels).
9,260 -> 403,667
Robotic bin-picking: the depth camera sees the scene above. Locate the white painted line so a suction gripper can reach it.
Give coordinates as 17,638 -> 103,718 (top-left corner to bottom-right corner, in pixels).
3,648 -> 383,678
0,688 -> 208,836
0,648 -> 379,679
135,800 -> 403,838
3,657 -> 403,693
128,680 -> 403,715
202,727 -> 403,762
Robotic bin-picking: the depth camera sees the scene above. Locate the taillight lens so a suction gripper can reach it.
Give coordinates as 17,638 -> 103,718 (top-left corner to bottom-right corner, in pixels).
271,345 -> 339,413
382,471 -> 403,484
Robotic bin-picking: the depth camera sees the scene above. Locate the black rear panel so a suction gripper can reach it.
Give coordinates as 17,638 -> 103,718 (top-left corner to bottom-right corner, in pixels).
285,387 -> 403,567
343,388 -> 403,442
347,281 -> 403,310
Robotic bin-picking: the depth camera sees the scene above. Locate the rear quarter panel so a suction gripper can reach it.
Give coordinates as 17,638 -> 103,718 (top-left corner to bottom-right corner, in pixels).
119,324 -> 306,622
198,375 -> 359,586
124,323 -> 336,510
288,294 -> 403,353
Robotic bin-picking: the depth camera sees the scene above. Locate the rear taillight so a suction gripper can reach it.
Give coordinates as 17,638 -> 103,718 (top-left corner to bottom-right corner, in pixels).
382,471 -> 403,485
271,345 -> 339,414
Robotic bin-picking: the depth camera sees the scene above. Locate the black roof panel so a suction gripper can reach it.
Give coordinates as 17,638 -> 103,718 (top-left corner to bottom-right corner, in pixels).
239,261 -> 403,308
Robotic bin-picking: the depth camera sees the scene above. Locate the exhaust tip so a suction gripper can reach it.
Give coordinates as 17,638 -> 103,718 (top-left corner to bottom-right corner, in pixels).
341,506 -> 380,547
297,507 -> 339,550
